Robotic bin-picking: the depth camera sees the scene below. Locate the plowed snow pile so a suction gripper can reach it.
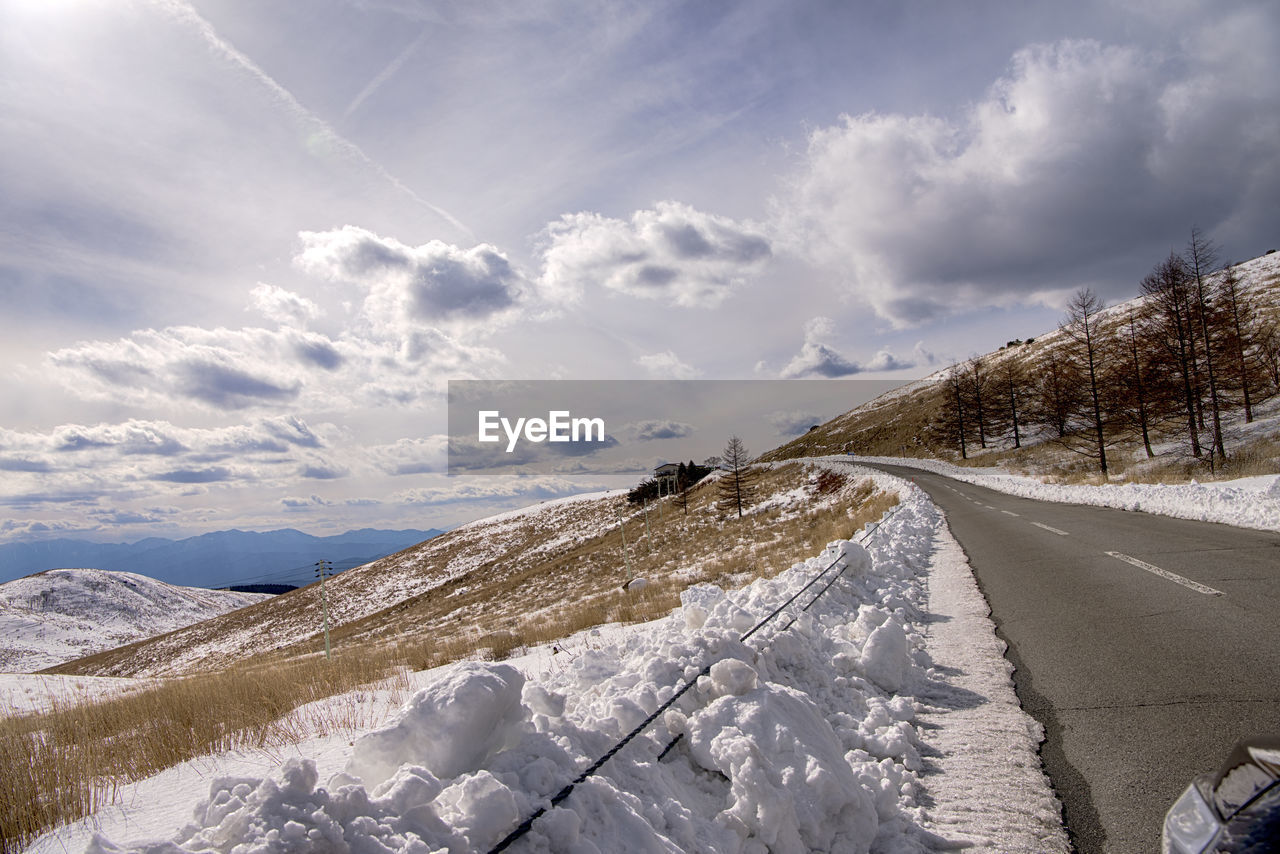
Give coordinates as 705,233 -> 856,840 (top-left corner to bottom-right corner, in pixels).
53,480 -> 1065,854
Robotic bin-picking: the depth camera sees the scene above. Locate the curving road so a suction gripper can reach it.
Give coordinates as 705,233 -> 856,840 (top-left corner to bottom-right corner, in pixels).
857,462 -> 1280,853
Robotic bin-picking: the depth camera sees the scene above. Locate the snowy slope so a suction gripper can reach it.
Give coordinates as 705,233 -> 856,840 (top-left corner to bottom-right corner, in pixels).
51,478 -> 1067,854
49,491 -> 636,678
0,569 -> 270,673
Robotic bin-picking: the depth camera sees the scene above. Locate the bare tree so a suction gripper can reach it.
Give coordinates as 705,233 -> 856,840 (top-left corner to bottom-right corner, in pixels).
937,363 -> 969,459
1215,262 -> 1265,422
718,436 -> 757,518
1185,228 -> 1226,465
1260,322 -> 1280,394
995,358 -> 1027,449
1141,253 -> 1203,458
1029,350 -> 1080,440
1060,288 -> 1112,475
965,355 -> 992,449
1111,309 -> 1159,458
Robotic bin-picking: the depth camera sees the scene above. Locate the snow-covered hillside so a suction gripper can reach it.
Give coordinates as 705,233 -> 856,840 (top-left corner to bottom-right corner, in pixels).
0,569 -> 270,673
36,475 -> 1067,854
48,492 -> 632,678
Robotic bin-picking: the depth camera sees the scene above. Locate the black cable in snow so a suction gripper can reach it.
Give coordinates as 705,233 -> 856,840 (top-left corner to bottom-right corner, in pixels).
488,660 -> 713,853
487,504 -> 903,853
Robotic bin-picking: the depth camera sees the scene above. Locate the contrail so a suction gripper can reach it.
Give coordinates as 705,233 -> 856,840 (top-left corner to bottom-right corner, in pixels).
150,0 -> 474,242
342,27 -> 430,122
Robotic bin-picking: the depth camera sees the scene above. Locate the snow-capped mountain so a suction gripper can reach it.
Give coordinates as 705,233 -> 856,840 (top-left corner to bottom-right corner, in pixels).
0,569 -> 271,673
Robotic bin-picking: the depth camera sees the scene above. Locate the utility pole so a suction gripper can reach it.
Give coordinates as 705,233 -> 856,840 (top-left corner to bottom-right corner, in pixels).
643,503 -> 652,553
314,559 -> 332,660
618,508 -> 633,581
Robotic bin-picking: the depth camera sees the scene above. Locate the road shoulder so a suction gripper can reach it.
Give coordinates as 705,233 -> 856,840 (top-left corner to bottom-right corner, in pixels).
914,512 -> 1070,852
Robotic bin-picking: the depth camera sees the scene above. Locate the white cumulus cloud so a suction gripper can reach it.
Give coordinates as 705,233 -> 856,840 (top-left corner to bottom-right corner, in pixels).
296,225 -> 525,334
781,32 -> 1280,326
538,201 -> 771,308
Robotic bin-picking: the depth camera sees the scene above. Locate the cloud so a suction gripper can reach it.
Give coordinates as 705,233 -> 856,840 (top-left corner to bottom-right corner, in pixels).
152,466 -> 233,483
446,432 -> 621,474
863,350 -> 915,372
175,358 -> 301,408
296,226 -> 525,333
0,518 -> 100,539
636,350 -> 699,379
262,416 -> 323,449
779,317 -> 920,378
249,284 -> 321,327
781,32 -> 1280,325
290,332 -> 345,370
44,308 -> 490,411
392,477 -> 596,507
300,459 -> 349,480
88,509 -> 167,525
48,326 -> 312,410
367,436 -> 448,476
282,494 -> 334,509
0,457 -> 54,473
766,411 -> 825,437
55,422 -> 189,456
780,318 -> 861,379
538,201 -> 771,307
632,420 -> 696,441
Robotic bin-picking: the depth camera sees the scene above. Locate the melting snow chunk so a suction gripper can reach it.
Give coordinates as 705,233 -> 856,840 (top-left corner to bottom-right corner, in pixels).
345,662 -> 528,789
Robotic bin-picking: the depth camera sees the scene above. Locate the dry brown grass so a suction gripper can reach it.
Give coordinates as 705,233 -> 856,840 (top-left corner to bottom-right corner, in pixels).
0,651 -> 414,853
328,465 -> 897,661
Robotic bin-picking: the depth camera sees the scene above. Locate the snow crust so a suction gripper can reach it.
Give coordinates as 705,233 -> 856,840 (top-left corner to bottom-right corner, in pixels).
65,479 -> 1066,854
0,569 -> 269,673
845,455 -> 1280,532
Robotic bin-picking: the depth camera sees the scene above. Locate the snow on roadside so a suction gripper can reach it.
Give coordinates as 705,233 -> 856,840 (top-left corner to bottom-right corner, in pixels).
908,516 -> 1067,851
39,479 -> 1064,854
845,455 -> 1280,532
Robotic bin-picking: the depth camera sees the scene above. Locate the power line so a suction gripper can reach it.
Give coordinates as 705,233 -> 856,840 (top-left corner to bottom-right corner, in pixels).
487,505 -> 900,853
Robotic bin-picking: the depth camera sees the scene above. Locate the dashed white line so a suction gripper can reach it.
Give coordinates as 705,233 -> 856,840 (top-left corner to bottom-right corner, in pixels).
1105,551 -> 1224,597
1001,510 -> 1020,517
1032,522 -> 1070,536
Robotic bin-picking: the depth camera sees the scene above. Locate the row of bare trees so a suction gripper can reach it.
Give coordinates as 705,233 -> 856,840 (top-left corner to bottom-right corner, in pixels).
936,231 -> 1278,474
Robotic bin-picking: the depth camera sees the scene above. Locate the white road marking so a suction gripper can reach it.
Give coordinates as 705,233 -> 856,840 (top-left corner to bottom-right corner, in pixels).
1105,551 -> 1224,597
1001,510 -> 1020,517
1032,522 -> 1069,536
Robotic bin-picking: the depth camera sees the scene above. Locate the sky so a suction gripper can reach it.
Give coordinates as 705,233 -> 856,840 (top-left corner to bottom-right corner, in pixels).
1,0 -> 1277,542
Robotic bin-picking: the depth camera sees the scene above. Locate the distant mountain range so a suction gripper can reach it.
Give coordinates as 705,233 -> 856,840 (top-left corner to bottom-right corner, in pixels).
0,528 -> 442,589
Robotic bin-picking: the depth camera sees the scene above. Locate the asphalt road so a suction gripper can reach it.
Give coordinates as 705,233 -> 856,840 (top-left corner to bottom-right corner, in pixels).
858,462 -> 1280,853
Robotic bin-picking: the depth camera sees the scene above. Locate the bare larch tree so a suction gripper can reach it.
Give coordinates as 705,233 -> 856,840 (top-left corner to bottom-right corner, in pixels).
718,436 -> 757,518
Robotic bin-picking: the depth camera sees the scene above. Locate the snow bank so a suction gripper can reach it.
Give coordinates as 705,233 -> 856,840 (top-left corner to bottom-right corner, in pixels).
846,455 -> 1280,532
344,662 -> 528,789
78,482 -> 1062,853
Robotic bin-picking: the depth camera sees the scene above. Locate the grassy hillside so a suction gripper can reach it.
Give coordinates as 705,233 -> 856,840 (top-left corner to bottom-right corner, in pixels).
763,251 -> 1280,482
48,463 -> 894,679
